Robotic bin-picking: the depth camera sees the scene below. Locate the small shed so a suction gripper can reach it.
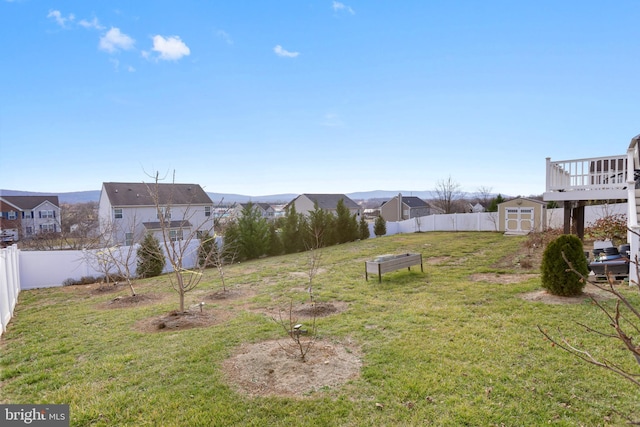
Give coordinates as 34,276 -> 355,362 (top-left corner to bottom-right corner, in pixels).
498,197 -> 547,234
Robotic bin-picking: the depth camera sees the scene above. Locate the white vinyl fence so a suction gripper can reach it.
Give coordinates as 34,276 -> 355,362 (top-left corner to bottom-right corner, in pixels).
0,240 -> 201,336
381,203 -> 627,236
1,245 -> 20,337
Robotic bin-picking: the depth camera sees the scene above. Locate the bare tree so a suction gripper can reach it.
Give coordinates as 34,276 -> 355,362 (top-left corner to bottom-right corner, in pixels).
97,214 -> 145,296
82,246 -> 119,290
433,175 -> 462,214
207,217 -> 239,294
146,171 -> 218,312
475,186 -> 493,208
273,300 -> 318,362
538,249 -> 640,423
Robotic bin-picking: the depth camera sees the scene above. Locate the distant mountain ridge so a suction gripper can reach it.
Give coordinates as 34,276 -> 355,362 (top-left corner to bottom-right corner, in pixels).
1,189 -> 440,204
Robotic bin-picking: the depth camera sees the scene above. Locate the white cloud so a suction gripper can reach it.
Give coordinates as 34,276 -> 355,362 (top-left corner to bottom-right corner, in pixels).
216,30 -> 233,45
273,45 -> 299,58
47,10 -> 75,28
78,17 -> 104,30
332,1 -> 355,15
151,35 -> 190,61
99,27 -> 135,53
127,65 -> 136,72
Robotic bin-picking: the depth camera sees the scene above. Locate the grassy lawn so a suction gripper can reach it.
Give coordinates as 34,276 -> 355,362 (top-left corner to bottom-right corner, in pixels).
1,232 -> 639,426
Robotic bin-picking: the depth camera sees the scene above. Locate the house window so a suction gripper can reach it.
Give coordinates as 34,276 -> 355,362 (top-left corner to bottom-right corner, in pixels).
40,210 -> 55,219
158,207 -> 171,220
40,224 -> 56,233
26,227 -> 33,235
205,206 -> 211,217
114,208 -> 123,219
8,211 -> 16,220
169,229 -> 183,242
23,211 -> 32,219
125,232 -> 133,246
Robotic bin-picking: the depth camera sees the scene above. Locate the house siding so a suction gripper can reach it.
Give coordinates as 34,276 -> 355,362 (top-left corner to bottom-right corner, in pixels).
0,197 -> 61,240
99,183 -> 214,245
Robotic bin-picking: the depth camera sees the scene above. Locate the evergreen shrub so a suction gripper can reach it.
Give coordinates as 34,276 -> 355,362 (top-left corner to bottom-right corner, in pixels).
541,234 -> 588,296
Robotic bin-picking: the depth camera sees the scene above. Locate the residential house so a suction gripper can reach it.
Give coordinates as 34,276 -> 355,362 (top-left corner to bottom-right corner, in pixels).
379,194 -> 430,221
543,133 -> 640,284
288,194 -> 361,217
0,195 -> 61,241
99,182 -> 214,246
230,202 -> 276,221
470,202 -> 486,213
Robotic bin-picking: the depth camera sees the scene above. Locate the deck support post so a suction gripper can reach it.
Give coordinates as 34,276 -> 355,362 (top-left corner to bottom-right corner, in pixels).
563,201 -> 585,240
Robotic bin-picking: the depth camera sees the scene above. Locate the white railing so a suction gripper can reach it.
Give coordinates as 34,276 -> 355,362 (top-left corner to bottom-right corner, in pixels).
546,155 -> 628,192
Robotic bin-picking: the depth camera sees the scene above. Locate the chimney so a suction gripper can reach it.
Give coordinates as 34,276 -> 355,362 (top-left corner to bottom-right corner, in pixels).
398,193 -> 402,221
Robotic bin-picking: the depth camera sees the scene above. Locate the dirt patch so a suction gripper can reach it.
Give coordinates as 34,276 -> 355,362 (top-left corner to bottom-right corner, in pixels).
89,283 -> 121,295
251,301 -> 349,320
289,268 -> 327,279
469,273 -> 539,285
520,283 -> 614,305
205,288 -> 253,301
425,256 -> 451,265
221,338 -> 361,398
294,301 -> 347,318
101,293 -> 160,309
134,309 -> 233,333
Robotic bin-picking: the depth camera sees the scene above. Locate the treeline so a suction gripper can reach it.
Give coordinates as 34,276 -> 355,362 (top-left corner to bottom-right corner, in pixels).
221,200 -> 371,262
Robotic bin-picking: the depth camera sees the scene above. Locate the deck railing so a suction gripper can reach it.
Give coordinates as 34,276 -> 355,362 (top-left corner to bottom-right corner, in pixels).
545,155 -> 629,192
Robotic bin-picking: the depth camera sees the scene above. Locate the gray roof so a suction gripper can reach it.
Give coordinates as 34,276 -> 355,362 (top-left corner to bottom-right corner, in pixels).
301,194 -> 359,210
402,196 -> 428,208
102,182 -> 212,207
1,195 -> 60,210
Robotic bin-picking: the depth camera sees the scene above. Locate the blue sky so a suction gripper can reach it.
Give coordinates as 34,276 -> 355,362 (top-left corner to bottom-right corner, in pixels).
1,1 -> 639,197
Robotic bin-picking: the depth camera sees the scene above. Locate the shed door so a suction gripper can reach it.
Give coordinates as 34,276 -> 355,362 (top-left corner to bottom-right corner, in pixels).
505,208 -> 534,233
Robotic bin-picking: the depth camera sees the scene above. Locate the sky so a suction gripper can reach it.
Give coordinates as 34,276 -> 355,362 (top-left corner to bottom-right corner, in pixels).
1,1 -> 640,198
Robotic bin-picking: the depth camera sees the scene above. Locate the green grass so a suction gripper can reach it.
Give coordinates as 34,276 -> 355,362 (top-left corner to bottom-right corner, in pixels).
2,232 -> 639,426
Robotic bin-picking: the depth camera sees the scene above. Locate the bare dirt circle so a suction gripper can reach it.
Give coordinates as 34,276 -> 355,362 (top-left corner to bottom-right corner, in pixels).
100,293 -> 160,309
134,309 -> 233,333
221,338 -> 362,398
519,283 -> 614,305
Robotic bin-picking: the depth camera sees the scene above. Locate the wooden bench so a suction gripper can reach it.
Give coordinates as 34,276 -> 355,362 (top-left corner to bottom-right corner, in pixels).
365,253 -> 423,283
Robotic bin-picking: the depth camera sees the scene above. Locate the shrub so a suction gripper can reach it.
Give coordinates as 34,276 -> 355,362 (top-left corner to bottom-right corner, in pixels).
541,234 -> 589,296
197,231 -> 216,268
585,213 -> 627,246
136,233 -> 165,278
358,216 -> 370,240
374,215 -> 386,237
80,276 -> 97,285
63,278 -> 81,286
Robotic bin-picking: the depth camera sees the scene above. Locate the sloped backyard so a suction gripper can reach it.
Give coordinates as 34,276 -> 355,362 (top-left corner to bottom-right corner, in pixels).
1,232 -> 638,426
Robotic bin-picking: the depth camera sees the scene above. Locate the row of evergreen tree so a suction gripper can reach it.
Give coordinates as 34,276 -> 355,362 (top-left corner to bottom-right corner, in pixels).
135,200 -> 390,276
223,200 -> 382,262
